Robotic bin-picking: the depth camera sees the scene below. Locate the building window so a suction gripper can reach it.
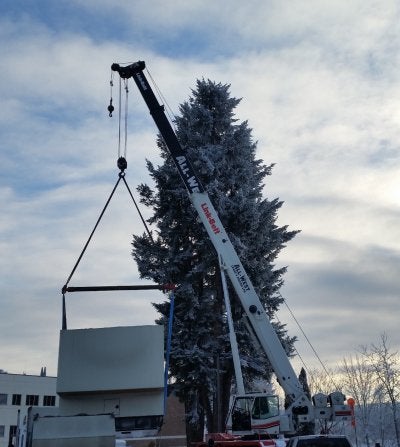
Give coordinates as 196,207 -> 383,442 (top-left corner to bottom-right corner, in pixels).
0,394 -> 7,405
26,395 -> 39,406
12,394 -> 21,405
115,415 -> 163,432
43,395 -> 56,406
0,426 -> 4,437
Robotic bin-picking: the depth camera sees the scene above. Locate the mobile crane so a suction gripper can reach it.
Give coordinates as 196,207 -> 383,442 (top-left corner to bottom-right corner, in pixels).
111,61 -> 351,440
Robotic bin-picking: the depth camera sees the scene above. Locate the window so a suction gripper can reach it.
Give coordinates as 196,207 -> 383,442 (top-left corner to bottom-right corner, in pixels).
231,396 -> 252,432
43,395 -> 56,406
115,415 -> 163,432
0,394 -> 7,405
25,395 -> 39,406
12,394 -> 21,405
251,395 -> 279,420
0,426 -> 4,437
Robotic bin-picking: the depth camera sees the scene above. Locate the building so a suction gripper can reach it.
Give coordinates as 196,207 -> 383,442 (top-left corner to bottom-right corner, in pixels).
0,325 -> 186,447
0,371 -> 58,447
21,325 -> 168,447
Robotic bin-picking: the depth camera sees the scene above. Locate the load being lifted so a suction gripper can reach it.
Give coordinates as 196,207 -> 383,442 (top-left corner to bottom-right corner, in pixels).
111,60 -> 352,441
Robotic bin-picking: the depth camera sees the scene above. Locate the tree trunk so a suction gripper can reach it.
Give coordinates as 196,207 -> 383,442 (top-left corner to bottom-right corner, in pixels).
184,390 -> 205,446
220,367 -> 234,430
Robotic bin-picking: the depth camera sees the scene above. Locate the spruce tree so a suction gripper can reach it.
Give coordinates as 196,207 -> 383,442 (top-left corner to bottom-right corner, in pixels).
132,79 -> 298,443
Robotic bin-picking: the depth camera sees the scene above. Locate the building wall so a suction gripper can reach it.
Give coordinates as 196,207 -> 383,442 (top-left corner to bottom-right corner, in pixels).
157,392 -> 186,447
121,392 -> 187,447
0,373 -> 58,447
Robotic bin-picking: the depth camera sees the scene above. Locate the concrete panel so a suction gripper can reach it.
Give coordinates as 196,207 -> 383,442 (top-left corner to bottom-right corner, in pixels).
31,414 -> 115,447
57,326 -> 164,394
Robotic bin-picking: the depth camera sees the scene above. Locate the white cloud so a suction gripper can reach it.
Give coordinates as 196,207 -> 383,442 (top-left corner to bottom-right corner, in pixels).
1,1 -> 400,378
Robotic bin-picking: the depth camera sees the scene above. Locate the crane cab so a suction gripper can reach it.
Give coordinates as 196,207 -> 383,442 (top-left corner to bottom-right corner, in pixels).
226,393 -> 281,436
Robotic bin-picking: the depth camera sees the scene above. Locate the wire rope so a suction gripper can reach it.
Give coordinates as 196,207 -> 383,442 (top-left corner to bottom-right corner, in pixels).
118,77 -> 122,158
277,291 -> 340,389
62,175 -> 123,294
124,79 -> 129,158
146,68 -> 178,133
120,175 -> 153,242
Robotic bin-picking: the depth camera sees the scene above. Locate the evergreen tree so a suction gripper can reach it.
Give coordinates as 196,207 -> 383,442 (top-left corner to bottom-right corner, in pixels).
132,79 -> 298,443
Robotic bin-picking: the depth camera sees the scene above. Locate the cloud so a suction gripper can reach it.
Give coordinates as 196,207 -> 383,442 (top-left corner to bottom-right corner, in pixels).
279,234 -> 400,369
1,1 -> 400,378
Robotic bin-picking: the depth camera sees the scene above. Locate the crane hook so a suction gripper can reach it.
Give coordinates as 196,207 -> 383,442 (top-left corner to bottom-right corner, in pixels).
108,98 -> 114,117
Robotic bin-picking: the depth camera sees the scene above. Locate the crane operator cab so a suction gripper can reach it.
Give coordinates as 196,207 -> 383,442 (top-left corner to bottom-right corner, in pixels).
228,394 -> 280,435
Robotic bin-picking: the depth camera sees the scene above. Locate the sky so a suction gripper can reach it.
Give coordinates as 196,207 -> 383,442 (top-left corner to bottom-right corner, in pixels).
1,0 -> 400,384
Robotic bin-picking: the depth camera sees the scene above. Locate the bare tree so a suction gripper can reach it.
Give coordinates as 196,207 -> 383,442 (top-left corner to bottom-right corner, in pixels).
341,354 -> 380,447
362,333 -> 400,447
373,384 -> 394,447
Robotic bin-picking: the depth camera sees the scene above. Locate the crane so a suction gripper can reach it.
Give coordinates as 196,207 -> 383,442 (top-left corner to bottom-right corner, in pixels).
111,61 -> 351,438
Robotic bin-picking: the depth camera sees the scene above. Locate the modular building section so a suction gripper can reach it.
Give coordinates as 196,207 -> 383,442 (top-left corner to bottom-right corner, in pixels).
57,325 -> 164,394
56,325 -> 164,435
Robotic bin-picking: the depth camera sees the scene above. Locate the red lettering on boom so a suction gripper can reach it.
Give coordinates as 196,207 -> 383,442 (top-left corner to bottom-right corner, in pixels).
201,203 -> 221,235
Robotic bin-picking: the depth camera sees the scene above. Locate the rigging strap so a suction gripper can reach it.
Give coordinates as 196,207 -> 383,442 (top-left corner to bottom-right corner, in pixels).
62,162 -> 153,295
62,173 -> 122,295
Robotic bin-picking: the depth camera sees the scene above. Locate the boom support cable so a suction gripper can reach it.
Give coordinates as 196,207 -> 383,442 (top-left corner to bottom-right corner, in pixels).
146,68 -> 177,131
277,291 -> 339,389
